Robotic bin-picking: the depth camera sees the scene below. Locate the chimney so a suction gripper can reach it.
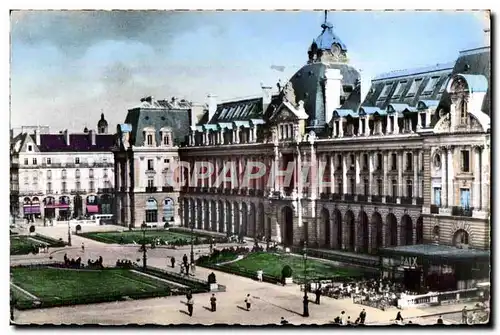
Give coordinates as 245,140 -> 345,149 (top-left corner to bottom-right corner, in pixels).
207,94 -> 217,121
89,129 -> 96,146
189,104 -> 205,128
324,68 -> 343,124
483,11 -> 490,47
63,129 -> 70,146
141,96 -> 154,104
34,129 -> 41,146
261,85 -> 273,112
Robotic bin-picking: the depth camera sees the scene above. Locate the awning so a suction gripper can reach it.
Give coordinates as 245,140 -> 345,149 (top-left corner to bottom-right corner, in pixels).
86,205 -> 99,213
23,206 -> 41,214
56,203 -> 70,208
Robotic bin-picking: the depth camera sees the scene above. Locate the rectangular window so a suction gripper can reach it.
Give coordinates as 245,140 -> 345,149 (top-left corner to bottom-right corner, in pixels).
434,187 -> 441,206
164,136 -> 169,145
392,179 -> 398,197
147,159 -> 154,171
337,155 -> 342,168
363,178 -> 369,195
27,145 -> 33,152
89,169 -> 94,178
47,157 -> 52,165
338,181 -> 343,194
47,182 -> 52,193
61,181 -> 67,192
405,78 -> 423,97
362,154 -> 368,170
147,179 -> 154,187
406,153 -> 413,170
47,170 -> 52,179
164,159 -> 170,163
24,158 -> 28,165
76,181 -> 81,190
378,83 -> 393,99
391,154 -> 397,170
32,158 -> 37,165
377,179 -> 383,196
350,154 -> 355,169
461,150 -> 470,172
350,178 -> 355,195
75,157 -> 80,164
89,181 -> 95,191
406,180 -> 413,198
392,81 -> 407,98
460,188 -> 471,209
422,76 -> 439,95
147,134 -> 153,145
376,154 -> 382,170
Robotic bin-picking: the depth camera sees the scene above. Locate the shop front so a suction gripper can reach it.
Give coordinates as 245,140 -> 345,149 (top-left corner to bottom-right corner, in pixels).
43,196 -> 56,220
86,195 -> 100,216
379,244 -> 490,293
57,196 -> 71,220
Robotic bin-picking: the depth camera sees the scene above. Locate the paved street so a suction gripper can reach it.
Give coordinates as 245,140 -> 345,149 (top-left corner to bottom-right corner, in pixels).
11,225 -> 482,325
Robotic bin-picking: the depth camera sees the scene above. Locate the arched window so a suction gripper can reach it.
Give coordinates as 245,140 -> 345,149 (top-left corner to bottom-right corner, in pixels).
460,99 -> 468,125
145,198 -> 158,223
406,180 -> 413,198
75,169 -> 81,178
163,198 -> 174,222
453,229 -> 469,246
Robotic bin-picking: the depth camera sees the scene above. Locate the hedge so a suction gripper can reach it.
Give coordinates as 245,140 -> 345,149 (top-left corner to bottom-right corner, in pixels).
33,234 -> 67,247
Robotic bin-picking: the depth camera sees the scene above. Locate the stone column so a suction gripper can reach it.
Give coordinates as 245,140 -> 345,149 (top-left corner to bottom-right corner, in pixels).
396,221 -> 401,246
397,151 -> 403,201
394,114 -> 400,134
330,154 -> 336,194
417,112 -> 422,129
365,117 -> 370,136
355,152 -> 361,194
339,118 -> 344,137
252,126 -> 257,143
441,147 -> 448,207
413,150 -> 418,199
358,118 -> 362,136
381,222 -> 387,247
296,151 -> 301,195
473,145 -> 481,209
383,151 -> 388,200
481,143 -> 490,211
369,152 -> 374,195
342,153 -> 348,195
447,146 -> 454,207
332,121 -> 337,137
273,148 -> 279,192
387,116 -> 393,134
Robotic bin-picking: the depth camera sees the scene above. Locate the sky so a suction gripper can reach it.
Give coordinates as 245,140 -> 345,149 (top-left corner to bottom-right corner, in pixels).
10,10 -> 486,132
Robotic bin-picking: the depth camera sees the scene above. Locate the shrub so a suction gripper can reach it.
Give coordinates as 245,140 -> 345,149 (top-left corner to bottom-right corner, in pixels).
75,225 -> 82,234
281,265 -> 293,278
29,225 -> 35,233
164,222 -> 169,229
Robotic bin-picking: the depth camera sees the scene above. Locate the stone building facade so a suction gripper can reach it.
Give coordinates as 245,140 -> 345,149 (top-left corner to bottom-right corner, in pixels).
177,18 -> 490,253
10,114 -> 115,223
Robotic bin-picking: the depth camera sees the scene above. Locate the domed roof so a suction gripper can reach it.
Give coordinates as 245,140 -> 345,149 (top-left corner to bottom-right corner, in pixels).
98,113 -> 108,127
313,21 -> 347,52
286,62 -> 360,131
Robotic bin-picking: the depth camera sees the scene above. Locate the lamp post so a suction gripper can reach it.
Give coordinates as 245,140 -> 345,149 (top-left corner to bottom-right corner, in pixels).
303,242 -> 309,317
190,222 -> 195,264
141,221 -> 147,271
67,218 -> 72,247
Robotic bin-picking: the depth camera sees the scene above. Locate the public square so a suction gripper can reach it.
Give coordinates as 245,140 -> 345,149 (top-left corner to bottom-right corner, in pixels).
10,225 -> 478,326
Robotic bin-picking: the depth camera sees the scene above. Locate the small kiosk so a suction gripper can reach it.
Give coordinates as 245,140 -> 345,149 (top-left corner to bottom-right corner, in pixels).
378,244 -> 490,293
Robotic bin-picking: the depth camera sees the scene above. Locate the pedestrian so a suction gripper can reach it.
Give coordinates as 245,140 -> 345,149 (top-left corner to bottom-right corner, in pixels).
395,311 -> 403,324
359,308 -> 366,324
187,296 -> 194,316
210,294 -> 217,312
462,306 -> 468,324
170,256 -> 175,268
185,263 -> 190,276
180,263 -> 184,275
10,294 -> 16,322
280,317 -> 289,325
315,287 -> 321,304
340,311 -> 347,325
190,262 -> 196,276
245,294 -> 252,311
186,290 -> 192,300
183,253 -> 188,267
347,316 -> 352,324
81,242 -> 85,252
303,295 -> 309,317
437,315 -> 444,324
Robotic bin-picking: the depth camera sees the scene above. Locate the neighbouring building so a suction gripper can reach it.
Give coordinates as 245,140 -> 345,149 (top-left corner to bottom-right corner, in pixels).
114,14 -> 490,259
10,114 -> 115,223
113,97 -> 200,227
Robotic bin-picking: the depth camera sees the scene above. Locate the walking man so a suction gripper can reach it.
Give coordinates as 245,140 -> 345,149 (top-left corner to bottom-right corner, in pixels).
170,256 -> 175,268
210,294 -> 217,312
359,308 -> 367,324
10,293 -> 16,322
462,306 -> 468,324
187,296 -> 194,317
437,315 -> 444,324
81,242 -> 85,252
315,287 -> 321,305
245,294 -> 252,311
280,317 -> 289,325
183,253 -> 188,268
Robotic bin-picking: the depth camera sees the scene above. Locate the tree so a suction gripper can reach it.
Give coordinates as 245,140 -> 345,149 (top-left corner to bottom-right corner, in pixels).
29,225 -> 35,233
281,265 -> 293,279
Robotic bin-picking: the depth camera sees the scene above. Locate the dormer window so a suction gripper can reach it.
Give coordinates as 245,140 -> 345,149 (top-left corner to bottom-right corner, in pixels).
392,81 -> 407,98
160,128 -> 172,147
378,83 -> 393,100
147,135 -> 153,145
27,145 -> 33,152
422,76 -> 439,95
405,78 -> 423,97
459,99 -> 468,125
143,127 -> 156,147
438,76 -> 450,93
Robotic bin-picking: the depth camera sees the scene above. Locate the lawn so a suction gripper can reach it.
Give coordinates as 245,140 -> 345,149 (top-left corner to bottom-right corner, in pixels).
224,252 -> 364,281
10,267 -> 176,309
10,236 -> 44,255
80,229 -> 223,245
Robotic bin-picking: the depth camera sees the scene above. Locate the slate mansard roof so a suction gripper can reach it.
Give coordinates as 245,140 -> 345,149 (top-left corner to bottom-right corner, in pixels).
361,62 -> 455,111
124,105 -> 191,147
27,134 -> 115,152
203,96 -> 265,124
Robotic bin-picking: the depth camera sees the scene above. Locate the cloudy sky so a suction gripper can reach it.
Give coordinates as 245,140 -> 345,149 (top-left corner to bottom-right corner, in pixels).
10,10 -> 485,132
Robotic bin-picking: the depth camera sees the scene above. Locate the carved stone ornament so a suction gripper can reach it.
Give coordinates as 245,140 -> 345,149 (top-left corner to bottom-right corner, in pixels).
283,82 -> 297,106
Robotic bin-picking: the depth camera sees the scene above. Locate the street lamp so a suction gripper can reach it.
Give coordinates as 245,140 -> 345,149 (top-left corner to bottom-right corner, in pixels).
141,221 -> 147,271
190,222 -> 195,264
303,242 -> 309,317
67,218 -> 72,247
